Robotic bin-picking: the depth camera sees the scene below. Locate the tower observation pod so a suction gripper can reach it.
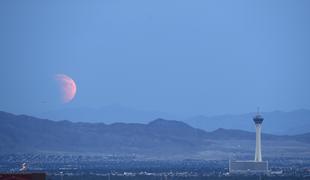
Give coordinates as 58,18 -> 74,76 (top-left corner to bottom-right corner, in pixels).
253,112 -> 264,162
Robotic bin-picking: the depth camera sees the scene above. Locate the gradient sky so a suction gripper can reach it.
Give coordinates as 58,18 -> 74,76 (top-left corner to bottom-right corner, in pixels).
0,0 -> 309,116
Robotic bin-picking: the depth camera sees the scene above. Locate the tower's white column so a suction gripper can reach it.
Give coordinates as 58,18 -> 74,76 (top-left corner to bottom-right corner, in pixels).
254,124 -> 262,162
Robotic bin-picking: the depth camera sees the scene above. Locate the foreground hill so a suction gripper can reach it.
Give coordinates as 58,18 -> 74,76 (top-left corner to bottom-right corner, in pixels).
0,111 -> 309,160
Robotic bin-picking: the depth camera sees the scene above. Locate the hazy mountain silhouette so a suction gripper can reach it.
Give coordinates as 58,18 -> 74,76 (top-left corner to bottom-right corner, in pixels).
185,109 -> 310,135
1,111 -> 309,159
38,107 -> 310,135
38,105 -> 179,124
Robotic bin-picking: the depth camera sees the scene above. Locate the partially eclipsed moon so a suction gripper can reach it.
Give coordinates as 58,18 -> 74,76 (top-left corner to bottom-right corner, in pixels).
55,74 -> 77,103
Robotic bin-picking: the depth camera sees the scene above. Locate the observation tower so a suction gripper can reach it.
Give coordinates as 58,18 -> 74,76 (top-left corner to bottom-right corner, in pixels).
253,110 -> 264,162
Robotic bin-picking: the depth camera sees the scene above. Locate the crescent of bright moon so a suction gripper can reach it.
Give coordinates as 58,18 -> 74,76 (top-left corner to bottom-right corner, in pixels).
55,74 -> 77,103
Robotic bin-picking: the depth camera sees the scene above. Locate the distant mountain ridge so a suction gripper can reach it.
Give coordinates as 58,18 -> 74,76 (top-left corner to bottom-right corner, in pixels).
1,111 -> 310,160
37,107 -> 310,135
184,109 -> 310,135
38,105 -> 179,124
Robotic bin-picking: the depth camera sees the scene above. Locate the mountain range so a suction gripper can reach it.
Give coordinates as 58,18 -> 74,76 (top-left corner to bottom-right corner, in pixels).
37,106 -> 310,135
185,109 -> 310,135
38,105 -> 179,124
1,111 -> 310,160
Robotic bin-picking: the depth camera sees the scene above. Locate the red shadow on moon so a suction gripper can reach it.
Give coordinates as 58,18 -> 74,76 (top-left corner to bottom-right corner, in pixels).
55,74 -> 77,103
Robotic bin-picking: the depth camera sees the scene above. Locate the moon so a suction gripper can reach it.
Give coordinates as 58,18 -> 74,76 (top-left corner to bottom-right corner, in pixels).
55,74 -> 77,103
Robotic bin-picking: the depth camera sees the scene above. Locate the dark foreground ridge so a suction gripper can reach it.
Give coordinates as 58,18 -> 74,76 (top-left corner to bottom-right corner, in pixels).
0,111 -> 310,159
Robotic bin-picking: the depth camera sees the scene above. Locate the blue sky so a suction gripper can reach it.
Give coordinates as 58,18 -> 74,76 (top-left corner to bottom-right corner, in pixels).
0,0 -> 309,116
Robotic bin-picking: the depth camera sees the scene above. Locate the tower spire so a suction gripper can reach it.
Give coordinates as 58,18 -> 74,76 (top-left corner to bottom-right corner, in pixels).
257,107 -> 260,115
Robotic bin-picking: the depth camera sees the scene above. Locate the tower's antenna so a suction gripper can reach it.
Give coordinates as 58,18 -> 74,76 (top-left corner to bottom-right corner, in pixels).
257,107 -> 260,115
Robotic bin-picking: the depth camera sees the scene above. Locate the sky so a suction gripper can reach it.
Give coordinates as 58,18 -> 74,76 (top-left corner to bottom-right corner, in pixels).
0,0 -> 310,117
